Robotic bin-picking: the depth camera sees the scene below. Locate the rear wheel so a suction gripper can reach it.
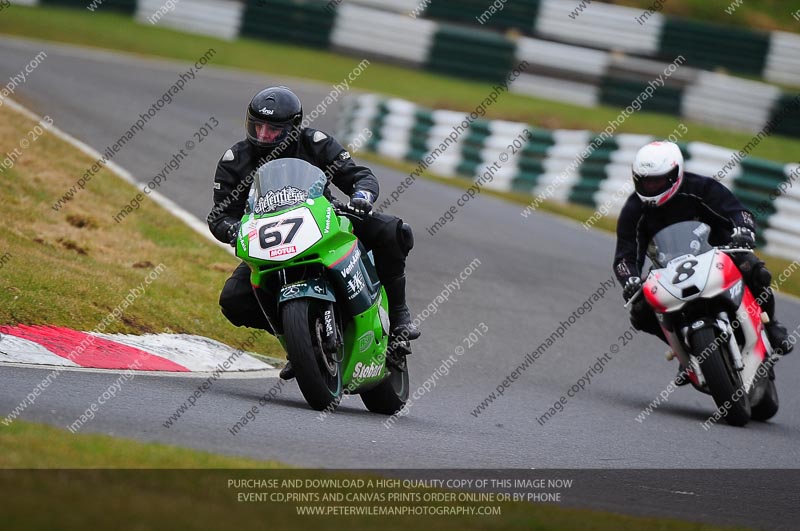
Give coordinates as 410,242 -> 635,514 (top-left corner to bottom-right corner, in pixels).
691,328 -> 751,427
361,346 -> 409,415
282,299 -> 342,411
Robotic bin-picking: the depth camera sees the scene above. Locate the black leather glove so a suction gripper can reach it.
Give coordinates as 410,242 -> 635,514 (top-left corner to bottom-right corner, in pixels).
730,227 -> 756,249
225,221 -> 241,247
348,190 -> 374,216
623,277 -> 643,303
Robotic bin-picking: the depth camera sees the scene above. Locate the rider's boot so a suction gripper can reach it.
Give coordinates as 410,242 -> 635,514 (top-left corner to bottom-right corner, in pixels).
279,362 -> 295,380
385,275 -> 420,341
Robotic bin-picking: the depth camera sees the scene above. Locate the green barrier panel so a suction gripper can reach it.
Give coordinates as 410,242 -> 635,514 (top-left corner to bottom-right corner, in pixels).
456,159 -> 481,178
658,18 -> 769,75
426,25 -> 516,83
425,0 -> 540,33
455,121 -> 491,176
567,136 -> 618,207
509,173 -> 539,195
42,0 -> 135,14
767,94 -> 800,138
599,77 -> 684,116
510,129 -> 555,193
406,109 -> 437,162
241,0 -> 334,49
365,101 -> 389,152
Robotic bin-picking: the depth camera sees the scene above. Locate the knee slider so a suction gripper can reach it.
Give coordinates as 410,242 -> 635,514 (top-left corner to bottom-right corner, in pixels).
629,300 -> 648,330
398,222 -> 414,255
374,218 -> 412,261
754,262 -> 772,286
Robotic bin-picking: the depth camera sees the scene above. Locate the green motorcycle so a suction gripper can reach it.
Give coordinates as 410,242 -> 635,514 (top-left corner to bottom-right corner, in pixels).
236,158 -> 410,413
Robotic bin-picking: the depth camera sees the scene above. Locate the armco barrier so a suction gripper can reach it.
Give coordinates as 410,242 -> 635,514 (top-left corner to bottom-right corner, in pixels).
338,94 -> 800,261
12,0 -> 800,137
423,0 -> 800,87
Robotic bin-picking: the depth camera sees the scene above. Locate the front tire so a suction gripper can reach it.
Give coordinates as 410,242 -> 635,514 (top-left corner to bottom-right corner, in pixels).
691,328 -> 751,427
282,299 -> 342,411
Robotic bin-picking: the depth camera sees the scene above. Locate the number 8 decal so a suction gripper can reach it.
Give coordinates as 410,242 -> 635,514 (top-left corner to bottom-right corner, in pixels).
672,259 -> 698,284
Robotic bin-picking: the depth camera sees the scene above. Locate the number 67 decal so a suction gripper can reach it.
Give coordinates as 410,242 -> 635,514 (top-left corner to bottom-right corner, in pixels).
259,217 -> 303,249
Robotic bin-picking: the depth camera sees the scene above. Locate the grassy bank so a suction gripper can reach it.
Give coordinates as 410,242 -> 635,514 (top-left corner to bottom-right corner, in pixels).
0,5 -> 797,163
0,102 -> 282,358
0,420 -> 282,467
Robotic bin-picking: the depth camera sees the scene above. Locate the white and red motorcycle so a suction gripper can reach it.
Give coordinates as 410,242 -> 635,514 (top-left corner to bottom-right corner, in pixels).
631,221 -> 779,427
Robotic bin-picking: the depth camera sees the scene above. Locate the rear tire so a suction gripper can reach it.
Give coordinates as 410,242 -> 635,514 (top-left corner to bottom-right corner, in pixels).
691,328 -> 750,427
282,299 -> 342,412
360,355 -> 409,415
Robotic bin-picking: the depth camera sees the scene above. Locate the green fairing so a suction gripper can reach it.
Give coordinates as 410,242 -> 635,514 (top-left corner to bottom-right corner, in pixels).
234,159 -> 391,394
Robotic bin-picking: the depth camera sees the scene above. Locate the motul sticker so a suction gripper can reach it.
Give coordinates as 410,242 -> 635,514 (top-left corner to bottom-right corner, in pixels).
269,246 -> 296,258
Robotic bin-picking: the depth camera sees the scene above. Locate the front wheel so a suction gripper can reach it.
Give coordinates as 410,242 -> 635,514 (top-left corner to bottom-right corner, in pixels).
360,352 -> 409,415
691,328 -> 750,427
282,299 -> 342,411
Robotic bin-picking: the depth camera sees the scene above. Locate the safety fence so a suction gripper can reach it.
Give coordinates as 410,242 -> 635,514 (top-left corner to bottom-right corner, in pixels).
11,0 -> 800,137
337,94 -> 800,261
418,0 -> 800,88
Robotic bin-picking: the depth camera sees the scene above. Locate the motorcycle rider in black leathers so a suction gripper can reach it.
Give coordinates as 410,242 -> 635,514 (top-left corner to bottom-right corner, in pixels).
614,141 -> 792,384
208,87 -> 420,380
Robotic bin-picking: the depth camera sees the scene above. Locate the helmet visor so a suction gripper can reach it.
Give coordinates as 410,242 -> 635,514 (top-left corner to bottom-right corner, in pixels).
246,115 -> 292,148
633,166 -> 679,198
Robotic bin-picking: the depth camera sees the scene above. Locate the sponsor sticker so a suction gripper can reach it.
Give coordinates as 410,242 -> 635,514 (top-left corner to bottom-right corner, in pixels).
353,361 -> 382,379
254,186 -> 308,215
269,246 -> 297,258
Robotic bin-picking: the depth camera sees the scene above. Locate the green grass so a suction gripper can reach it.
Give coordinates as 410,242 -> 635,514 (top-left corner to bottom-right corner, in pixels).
0,102 -> 284,359
360,151 -> 800,299
0,420 -> 284,467
0,420 -> 752,531
610,0 -> 799,32
0,5 -> 798,163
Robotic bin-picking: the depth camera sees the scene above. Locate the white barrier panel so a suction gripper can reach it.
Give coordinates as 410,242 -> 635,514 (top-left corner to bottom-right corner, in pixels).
331,4 -> 435,65
764,31 -> 800,87
511,73 -> 600,107
516,36 -> 610,78
681,71 -> 780,133
535,0 -> 664,55
135,0 -> 243,40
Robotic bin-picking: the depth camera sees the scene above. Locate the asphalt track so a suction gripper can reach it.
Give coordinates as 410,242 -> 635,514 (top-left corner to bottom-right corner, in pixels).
1,37 -> 799,529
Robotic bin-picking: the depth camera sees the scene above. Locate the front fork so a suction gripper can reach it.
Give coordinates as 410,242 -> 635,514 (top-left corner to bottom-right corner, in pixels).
669,315 -> 742,390
321,302 -> 343,360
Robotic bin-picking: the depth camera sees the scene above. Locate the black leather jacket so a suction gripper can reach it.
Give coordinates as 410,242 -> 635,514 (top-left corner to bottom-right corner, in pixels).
613,172 -> 756,284
207,128 -> 379,244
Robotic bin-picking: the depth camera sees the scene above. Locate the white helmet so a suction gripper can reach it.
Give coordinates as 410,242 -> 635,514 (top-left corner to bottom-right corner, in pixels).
632,141 -> 684,206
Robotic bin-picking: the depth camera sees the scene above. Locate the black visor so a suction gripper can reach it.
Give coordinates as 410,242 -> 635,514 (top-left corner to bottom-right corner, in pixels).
245,114 -> 293,149
634,166 -> 679,198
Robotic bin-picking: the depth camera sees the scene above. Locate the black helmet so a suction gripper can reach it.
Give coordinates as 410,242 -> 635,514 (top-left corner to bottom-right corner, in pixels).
245,86 -> 303,151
